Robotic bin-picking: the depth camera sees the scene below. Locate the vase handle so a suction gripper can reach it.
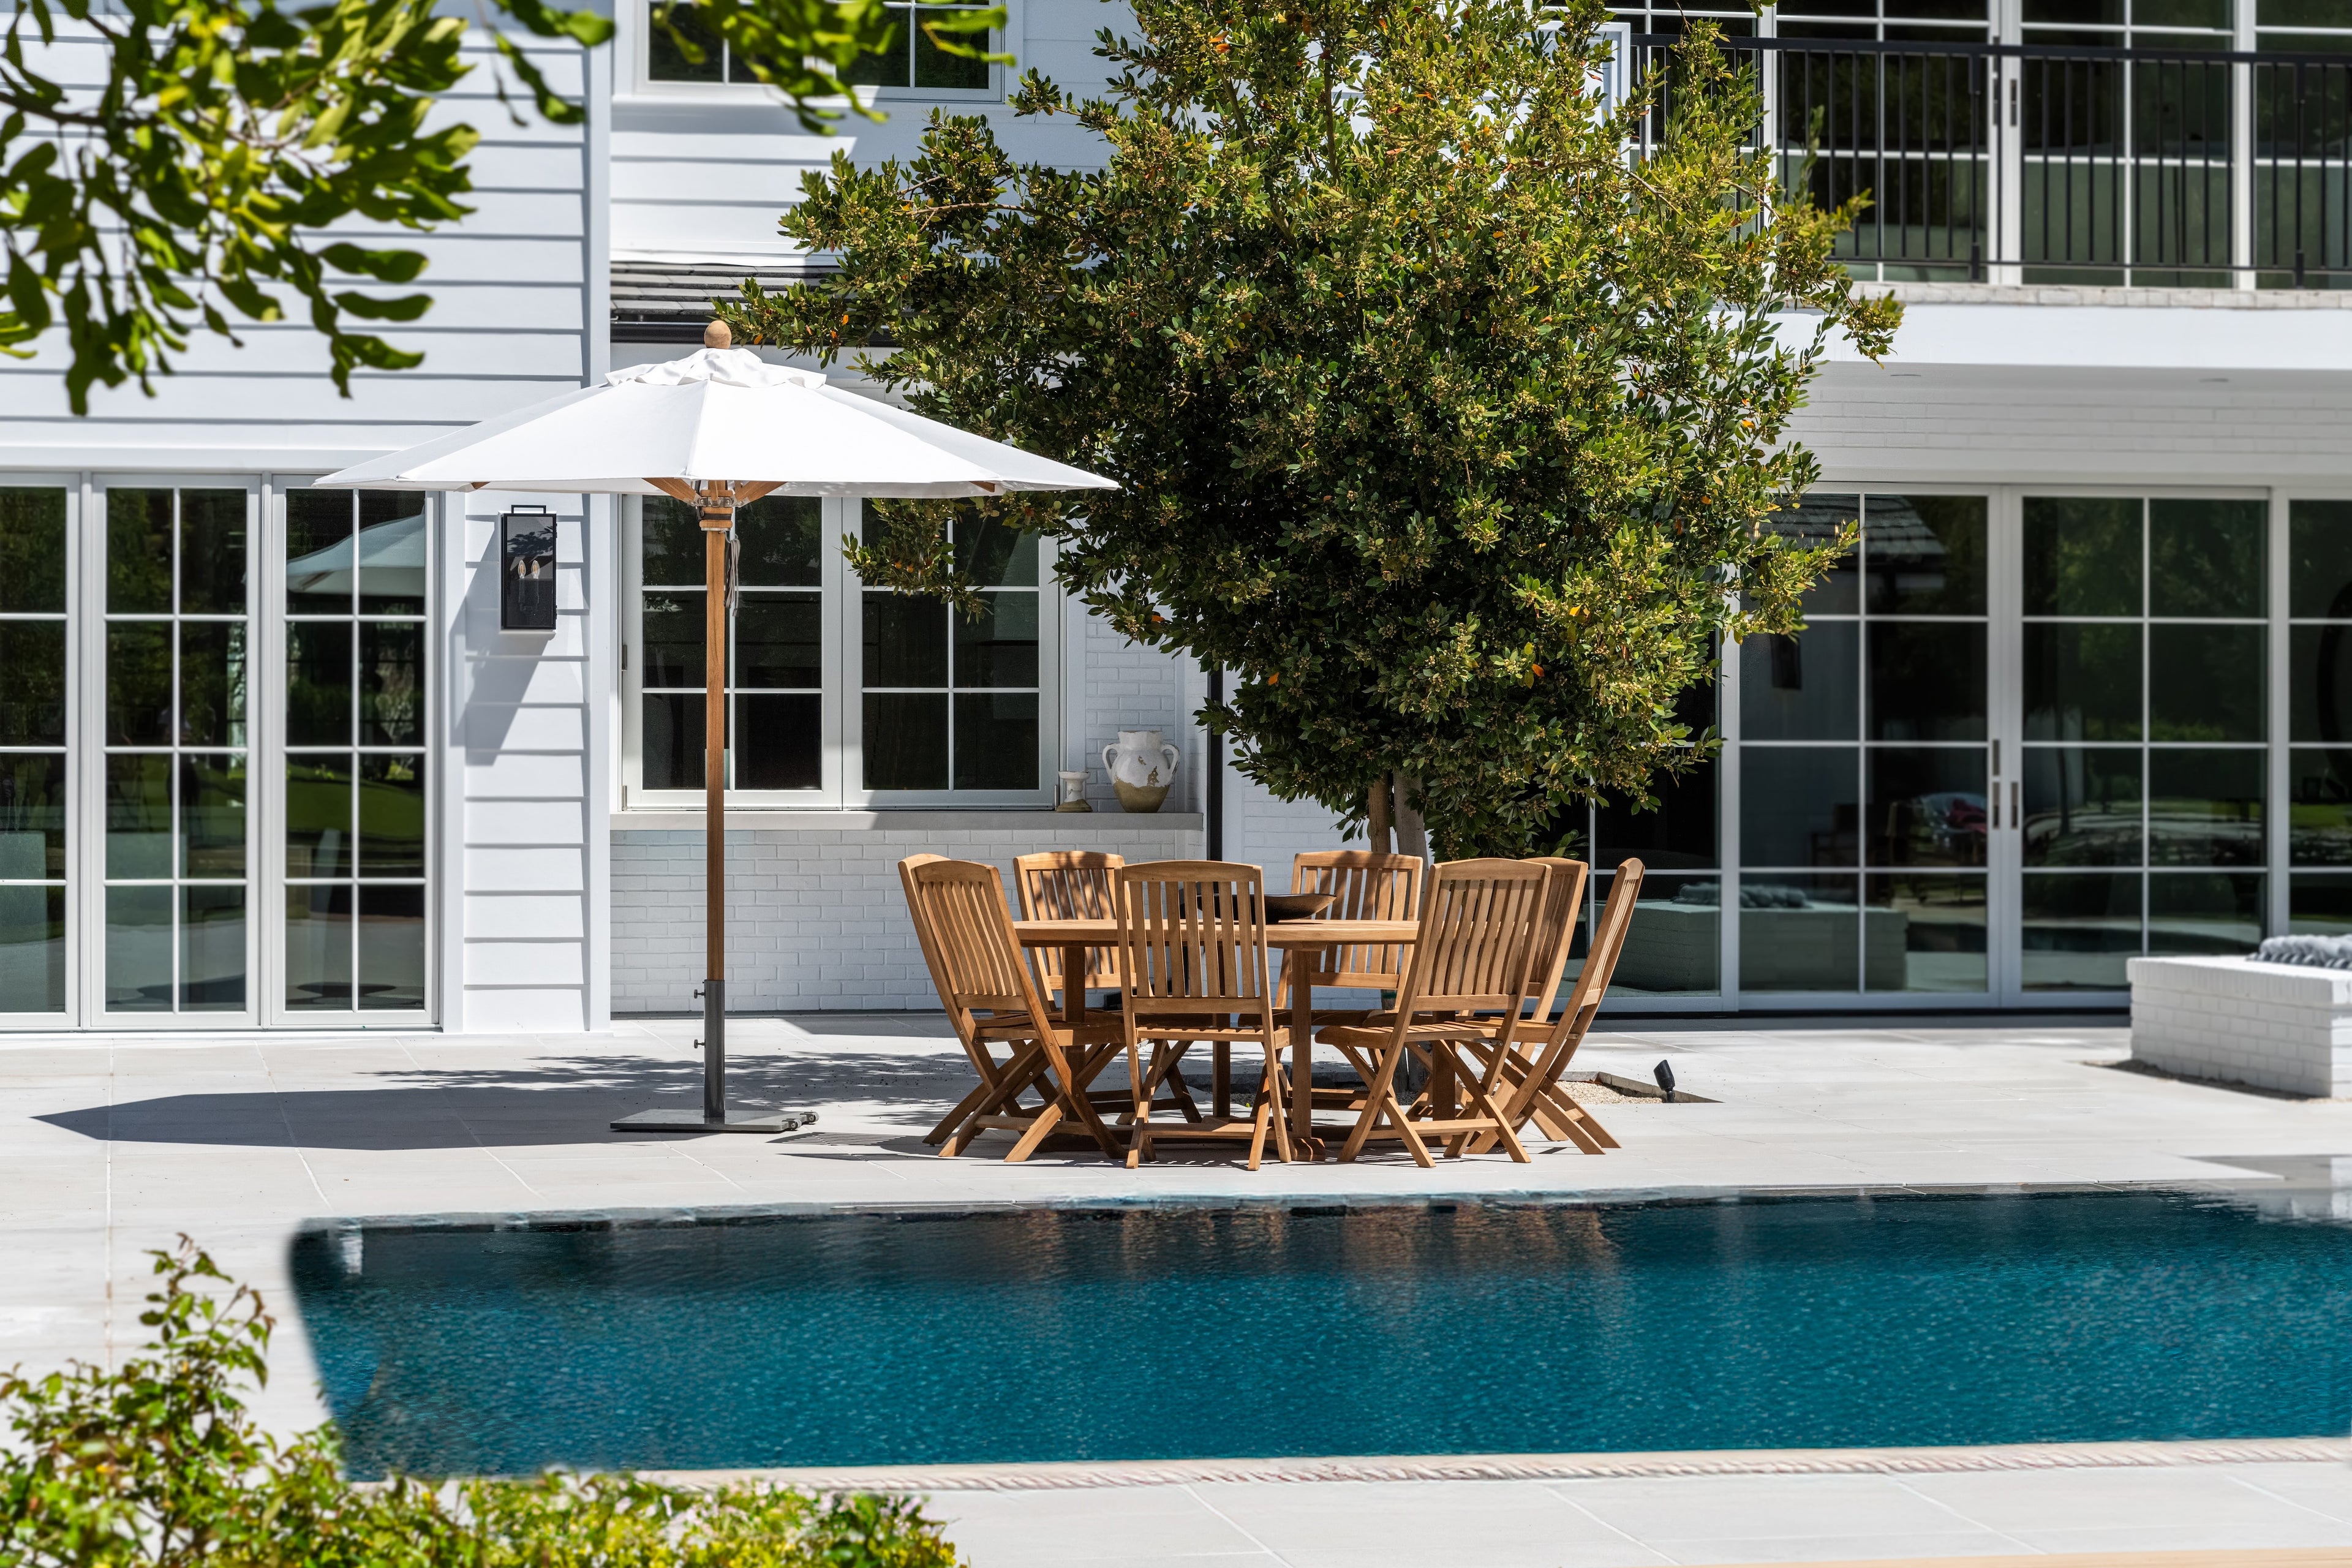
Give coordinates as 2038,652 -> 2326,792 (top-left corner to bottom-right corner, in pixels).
1102,742 -> 1119,778
1159,743 -> 1180,778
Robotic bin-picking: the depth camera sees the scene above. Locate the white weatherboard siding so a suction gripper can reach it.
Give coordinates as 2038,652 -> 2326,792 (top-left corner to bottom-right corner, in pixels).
609,0 -> 1128,260
0,30 -> 607,1032
1798,288 -> 2352,487
0,37 -> 600,473
454,492 -> 612,1031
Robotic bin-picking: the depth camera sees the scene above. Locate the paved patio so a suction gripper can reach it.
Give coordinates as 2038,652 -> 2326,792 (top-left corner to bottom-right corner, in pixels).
8,1010 -> 2352,1563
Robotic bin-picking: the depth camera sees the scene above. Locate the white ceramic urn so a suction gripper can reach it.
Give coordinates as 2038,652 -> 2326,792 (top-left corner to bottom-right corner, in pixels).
1103,729 -> 1180,813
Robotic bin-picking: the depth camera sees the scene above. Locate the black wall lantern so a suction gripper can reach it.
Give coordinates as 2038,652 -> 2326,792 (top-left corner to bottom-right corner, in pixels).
500,506 -> 558,631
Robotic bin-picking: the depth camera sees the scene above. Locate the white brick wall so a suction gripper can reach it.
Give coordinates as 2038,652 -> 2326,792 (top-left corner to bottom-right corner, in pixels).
2128,956 -> 2352,1098
611,814 -> 1202,1011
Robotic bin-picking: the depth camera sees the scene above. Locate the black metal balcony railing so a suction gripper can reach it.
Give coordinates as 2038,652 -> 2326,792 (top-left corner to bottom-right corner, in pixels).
1627,32 -> 2352,288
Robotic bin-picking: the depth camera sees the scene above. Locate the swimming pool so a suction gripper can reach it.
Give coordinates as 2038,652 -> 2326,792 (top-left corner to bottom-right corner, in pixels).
292,1190 -> 2352,1480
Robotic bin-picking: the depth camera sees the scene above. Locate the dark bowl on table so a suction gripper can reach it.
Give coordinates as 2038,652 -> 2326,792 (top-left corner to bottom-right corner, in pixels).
1263,892 -> 1335,922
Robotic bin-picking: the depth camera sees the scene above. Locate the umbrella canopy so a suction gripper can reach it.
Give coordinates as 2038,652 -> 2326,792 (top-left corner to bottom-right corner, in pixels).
312,331 -> 1117,1136
314,347 -> 1114,499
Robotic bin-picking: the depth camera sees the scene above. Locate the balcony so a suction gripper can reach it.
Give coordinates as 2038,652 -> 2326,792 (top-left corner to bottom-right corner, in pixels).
1632,32 -> 2352,289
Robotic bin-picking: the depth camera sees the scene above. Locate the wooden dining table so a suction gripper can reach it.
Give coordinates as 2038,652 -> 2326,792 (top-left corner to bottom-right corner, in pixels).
1010,917 -> 1420,1160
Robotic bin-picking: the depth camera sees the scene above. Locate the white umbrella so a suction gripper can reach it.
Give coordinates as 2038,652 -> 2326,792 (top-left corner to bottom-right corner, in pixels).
318,323 -> 1116,1133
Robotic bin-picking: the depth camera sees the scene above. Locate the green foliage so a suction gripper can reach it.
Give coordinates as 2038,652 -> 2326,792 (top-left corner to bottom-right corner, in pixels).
0,1239 -> 965,1568
0,0 -> 1003,413
722,0 -> 1901,855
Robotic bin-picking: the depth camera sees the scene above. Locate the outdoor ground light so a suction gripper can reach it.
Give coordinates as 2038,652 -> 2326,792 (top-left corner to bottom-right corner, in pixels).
1654,1060 -> 1677,1101
500,506 -> 559,631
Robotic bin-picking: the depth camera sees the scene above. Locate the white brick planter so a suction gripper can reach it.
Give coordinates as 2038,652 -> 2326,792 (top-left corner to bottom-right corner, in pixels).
2127,955 -> 2352,1097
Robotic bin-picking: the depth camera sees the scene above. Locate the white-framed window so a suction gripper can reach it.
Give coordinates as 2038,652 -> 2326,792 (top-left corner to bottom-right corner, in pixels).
0,473 -> 439,1030
620,495 -> 1057,809
635,0 -> 1000,99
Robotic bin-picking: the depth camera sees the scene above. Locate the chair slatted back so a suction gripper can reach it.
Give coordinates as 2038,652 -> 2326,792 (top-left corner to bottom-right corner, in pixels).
1116,860 -> 1275,1021
1291,850 -> 1423,990
908,858 -> 1057,1029
1014,851 -> 1126,990
1392,858 -> 1551,1020
1520,856 -> 1592,1027
897,852 -> 958,1020
1560,858 -> 1645,1022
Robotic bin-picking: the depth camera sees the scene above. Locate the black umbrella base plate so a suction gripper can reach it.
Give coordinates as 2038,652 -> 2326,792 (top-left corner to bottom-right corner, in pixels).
610,1107 -> 818,1135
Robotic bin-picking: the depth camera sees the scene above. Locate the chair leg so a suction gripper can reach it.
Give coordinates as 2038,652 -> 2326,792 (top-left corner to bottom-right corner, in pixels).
1263,1044 -> 1294,1164
1125,1042 -> 1149,1170
1005,1100 -> 1065,1163
1213,1041 -> 1231,1118
1455,1058 -> 1529,1164
1158,1045 -> 1204,1122
940,1043 -> 1046,1156
924,1076 -> 1000,1145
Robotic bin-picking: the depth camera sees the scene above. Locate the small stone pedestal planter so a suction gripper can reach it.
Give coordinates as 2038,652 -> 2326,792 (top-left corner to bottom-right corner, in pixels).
2127,954 -> 2352,1098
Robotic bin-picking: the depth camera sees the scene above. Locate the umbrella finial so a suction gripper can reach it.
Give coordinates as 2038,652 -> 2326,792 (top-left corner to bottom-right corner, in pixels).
703,319 -> 732,350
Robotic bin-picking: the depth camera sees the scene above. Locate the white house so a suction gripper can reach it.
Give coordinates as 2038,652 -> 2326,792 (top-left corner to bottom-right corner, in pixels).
6,0 -> 2352,1032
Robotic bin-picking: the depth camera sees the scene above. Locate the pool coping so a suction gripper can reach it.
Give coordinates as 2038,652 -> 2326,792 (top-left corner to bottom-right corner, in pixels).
288,1175 -> 2304,1236
640,1438 -> 2352,1493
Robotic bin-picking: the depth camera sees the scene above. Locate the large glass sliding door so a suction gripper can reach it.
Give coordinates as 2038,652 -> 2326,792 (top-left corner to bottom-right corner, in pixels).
0,488 -> 70,1016
0,476 -> 435,1030
1702,486 -> 2275,1011
2016,496 -> 2267,992
281,488 -> 431,1016
1738,494 -> 1991,998
97,484 -> 254,1018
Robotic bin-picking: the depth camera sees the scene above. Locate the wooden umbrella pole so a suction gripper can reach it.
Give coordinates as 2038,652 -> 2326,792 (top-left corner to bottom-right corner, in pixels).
699,480 -> 733,1123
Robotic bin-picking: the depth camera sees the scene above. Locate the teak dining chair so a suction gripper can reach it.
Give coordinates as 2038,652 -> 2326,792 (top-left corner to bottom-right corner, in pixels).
1321,858 -> 1552,1167
903,857 -> 1126,1162
902,854 -> 1047,1145
1014,851 -> 1126,1004
1012,849 -> 1201,1128
1265,850 -> 1426,1118
1411,853 -> 1591,1126
1115,860 -> 1292,1169
1464,858 -> 1646,1155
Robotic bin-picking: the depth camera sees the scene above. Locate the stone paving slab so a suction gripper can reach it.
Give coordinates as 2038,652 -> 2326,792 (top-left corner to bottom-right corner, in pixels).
8,1012 -> 2352,1562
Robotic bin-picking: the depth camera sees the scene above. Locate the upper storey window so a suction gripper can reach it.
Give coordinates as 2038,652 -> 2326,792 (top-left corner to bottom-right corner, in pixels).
643,1 -> 995,95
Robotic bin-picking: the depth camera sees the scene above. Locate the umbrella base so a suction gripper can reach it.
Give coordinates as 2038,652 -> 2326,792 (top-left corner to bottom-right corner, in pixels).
610,1107 -> 818,1135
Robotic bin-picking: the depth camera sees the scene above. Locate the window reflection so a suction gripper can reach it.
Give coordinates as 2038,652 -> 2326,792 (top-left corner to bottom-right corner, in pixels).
1738,874 -> 1861,992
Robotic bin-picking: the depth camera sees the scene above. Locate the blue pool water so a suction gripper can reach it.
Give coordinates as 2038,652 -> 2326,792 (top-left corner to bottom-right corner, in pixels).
291,1192 -> 2352,1479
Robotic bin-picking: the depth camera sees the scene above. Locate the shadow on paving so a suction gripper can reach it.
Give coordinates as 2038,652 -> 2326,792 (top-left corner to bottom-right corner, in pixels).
34,1049 -> 973,1152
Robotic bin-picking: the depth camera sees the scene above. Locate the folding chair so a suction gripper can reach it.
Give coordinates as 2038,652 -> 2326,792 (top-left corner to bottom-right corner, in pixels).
1464,858 -> 1645,1155
1014,850 -> 1201,1128
904,858 -> 1126,1162
1321,859 -> 1552,1167
1116,860 -> 1292,1169
1013,850 -> 1125,1006
902,854 -> 1046,1145
1272,851 -> 1424,1119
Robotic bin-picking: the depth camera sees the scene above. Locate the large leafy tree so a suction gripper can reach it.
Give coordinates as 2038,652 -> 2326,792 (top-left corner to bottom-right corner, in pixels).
0,0 -> 995,411
725,0 -> 1899,857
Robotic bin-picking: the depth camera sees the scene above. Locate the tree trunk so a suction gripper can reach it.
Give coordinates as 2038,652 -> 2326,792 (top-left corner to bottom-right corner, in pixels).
1366,775 -> 1393,854
1394,772 -> 1430,861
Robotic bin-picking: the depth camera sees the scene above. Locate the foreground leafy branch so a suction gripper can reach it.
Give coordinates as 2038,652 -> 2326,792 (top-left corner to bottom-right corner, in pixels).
725,0 -> 1901,855
0,0 -> 1000,412
0,1238 -> 963,1567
